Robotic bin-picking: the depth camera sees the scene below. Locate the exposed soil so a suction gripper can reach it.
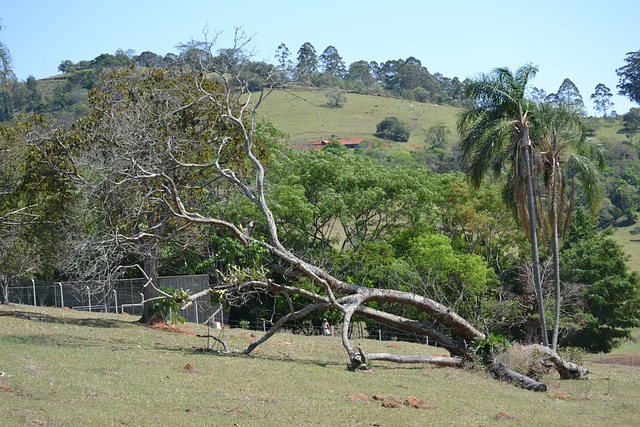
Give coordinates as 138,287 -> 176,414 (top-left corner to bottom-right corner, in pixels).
347,393 -> 432,409
588,353 -> 640,366
590,353 -> 640,366
0,380 -> 13,393
145,318 -> 194,334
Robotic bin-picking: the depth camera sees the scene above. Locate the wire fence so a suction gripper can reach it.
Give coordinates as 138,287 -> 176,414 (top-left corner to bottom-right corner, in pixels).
5,277 -> 442,347
226,318 -> 443,347
3,275 -> 222,325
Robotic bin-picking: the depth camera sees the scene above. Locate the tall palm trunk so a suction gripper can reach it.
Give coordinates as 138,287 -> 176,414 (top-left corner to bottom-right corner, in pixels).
550,130 -> 561,352
550,161 -> 561,351
522,127 -> 549,346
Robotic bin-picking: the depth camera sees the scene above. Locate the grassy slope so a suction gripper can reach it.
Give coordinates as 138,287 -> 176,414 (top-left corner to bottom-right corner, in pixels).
1,304 -> 639,426
258,89 -> 460,149
611,223 -> 640,273
593,118 -> 640,274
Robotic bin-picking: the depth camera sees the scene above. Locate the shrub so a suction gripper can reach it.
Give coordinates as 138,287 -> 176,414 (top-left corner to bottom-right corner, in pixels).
375,116 -> 410,142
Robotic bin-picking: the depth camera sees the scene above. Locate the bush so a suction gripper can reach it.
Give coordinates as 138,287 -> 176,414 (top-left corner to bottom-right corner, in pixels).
375,116 -> 410,142
325,88 -> 347,108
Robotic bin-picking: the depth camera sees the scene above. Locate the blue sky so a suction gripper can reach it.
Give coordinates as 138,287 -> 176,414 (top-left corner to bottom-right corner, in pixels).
2,0 -> 639,114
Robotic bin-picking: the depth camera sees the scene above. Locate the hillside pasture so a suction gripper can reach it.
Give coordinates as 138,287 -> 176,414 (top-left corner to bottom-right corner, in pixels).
1,304 -> 639,426
257,89 -> 460,149
610,223 -> 640,274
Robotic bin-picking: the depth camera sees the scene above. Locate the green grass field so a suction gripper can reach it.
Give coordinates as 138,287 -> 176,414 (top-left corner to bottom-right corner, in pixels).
258,89 -> 460,149
611,223 -> 640,273
1,304 -> 639,426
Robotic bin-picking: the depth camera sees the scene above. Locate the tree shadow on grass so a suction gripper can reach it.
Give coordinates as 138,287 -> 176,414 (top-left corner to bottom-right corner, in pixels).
0,309 -> 130,329
0,333 -> 97,348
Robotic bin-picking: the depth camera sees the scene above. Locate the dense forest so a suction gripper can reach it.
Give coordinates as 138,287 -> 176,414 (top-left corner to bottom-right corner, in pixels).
1,31 -> 640,361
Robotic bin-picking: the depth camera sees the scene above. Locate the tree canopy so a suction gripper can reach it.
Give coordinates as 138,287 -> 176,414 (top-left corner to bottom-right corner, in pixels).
617,50 -> 640,105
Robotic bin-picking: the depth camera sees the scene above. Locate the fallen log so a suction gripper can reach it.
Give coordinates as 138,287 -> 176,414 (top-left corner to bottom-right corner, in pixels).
490,362 -> 547,392
366,353 -> 463,367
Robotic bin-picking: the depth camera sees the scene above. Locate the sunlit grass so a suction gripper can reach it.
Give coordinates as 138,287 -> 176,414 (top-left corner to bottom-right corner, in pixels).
258,89 -> 460,148
611,222 -> 640,274
1,304 -> 640,426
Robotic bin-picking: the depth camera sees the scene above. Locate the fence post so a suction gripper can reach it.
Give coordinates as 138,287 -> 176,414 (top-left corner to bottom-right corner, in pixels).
113,289 -> 118,314
31,279 -> 36,306
58,282 -> 64,308
378,329 -> 382,341
87,286 -> 92,312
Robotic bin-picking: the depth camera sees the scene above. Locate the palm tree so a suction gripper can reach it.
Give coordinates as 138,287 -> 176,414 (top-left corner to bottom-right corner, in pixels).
533,102 -> 605,351
457,64 -> 549,346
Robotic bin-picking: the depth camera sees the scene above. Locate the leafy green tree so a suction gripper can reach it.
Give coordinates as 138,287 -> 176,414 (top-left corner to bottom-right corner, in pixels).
404,233 -> 493,321
318,45 -> 346,78
616,50 -> 640,105
457,64 -> 549,346
274,43 -> 293,81
621,107 -> 640,142
434,74 -> 465,106
0,114 -> 82,302
423,122 -> 451,149
561,210 -> 640,352
610,176 -> 640,222
56,67 -> 251,322
269,149 -> 436,255
295,42 -> 318,81
548,78 -> 586,114
375,116 -> 410,142
0,89 -> 11,122
345,60 -> 378,92
529,87 -> 548,104
324,87 -> 347,108
590,83 -> 614,118
436,173 -> 524,271
136,51 -> 162,67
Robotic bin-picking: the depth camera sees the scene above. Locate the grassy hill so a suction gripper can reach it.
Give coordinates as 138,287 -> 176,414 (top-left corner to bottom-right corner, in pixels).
612,223 -> 640,273
258,89 -> 460,149
1,304 -> 639,426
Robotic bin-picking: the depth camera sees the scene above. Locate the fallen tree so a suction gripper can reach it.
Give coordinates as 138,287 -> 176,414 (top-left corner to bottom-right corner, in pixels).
54,32 -> 589,391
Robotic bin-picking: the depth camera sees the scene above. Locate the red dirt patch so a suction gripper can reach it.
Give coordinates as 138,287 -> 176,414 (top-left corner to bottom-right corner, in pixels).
146,320 -> 193,334
405,396 -> 432,409
555,392 -> 572,399
387,343 -> 401,349
347,393 -> 369,402
183,363 -> 196,372
381,396 -> 405,408
496,411 -> 518,421
0,380 -> 15,393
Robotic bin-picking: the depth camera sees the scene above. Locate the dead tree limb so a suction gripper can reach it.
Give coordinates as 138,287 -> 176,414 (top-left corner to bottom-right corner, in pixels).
530,344 -> 589,379
490,362 -> 548,392
367,353 -> 463,367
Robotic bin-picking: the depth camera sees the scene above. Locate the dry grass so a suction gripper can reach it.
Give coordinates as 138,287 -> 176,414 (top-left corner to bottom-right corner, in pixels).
1,304 -> 640,426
